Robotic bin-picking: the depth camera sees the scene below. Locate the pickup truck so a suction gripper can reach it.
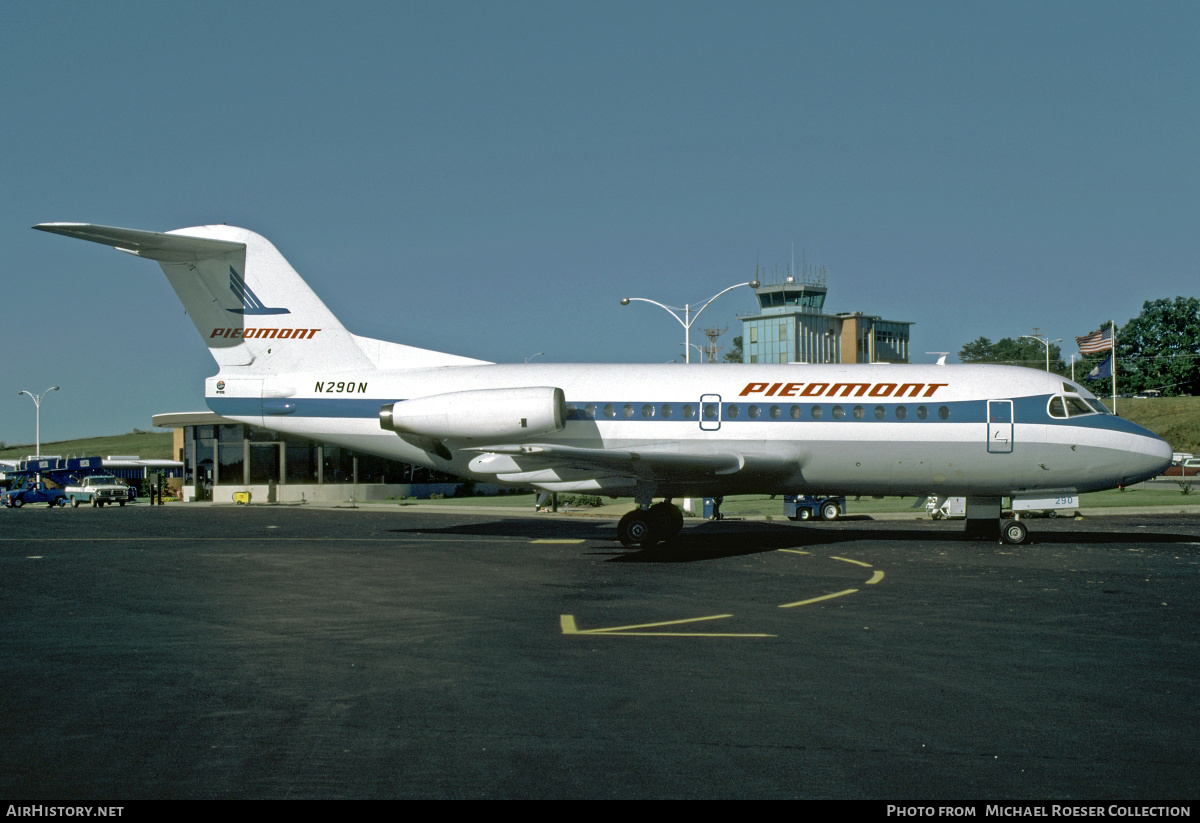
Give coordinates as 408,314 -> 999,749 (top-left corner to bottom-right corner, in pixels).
3,479 -> 67,508
64,475 -> 130,507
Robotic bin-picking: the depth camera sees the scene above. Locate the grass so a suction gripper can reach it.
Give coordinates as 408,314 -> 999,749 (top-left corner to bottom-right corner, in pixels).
1114,396 -> 1200,454
0,430 -> 174,461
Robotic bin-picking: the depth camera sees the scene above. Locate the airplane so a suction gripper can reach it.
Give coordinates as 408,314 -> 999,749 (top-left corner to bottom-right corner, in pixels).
34,222 -> 1173,546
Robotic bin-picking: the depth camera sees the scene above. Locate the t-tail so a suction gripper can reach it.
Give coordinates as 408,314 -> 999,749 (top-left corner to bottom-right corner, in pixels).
33,223 -> 488,374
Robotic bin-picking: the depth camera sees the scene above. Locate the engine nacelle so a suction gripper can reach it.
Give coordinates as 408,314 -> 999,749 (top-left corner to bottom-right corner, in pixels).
380,386 -> 566,441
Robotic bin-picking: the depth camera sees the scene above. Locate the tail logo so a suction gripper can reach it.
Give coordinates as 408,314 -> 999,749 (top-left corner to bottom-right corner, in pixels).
226,266 -> 290,315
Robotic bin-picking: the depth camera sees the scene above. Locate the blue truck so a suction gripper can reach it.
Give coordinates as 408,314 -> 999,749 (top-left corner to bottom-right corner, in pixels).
2,477 -> 68,507
784,494 -> 846,521
1,456 -> 130,508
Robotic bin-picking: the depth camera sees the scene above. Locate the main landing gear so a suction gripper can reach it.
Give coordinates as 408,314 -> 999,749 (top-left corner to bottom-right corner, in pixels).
617,501 -> 685,549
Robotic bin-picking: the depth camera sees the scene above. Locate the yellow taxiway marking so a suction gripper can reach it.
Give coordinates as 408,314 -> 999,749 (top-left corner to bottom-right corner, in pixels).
779,588 -> 859,609
866,570 -> 885,585
561,614 -> 774,637
777,549 -> 811,555
532,539 -> 586,544
831,556 -> 873,567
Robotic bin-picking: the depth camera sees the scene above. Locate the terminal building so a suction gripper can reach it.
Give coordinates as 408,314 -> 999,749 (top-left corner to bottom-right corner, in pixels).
151,412 -> 469,504
740,266 -> 913,365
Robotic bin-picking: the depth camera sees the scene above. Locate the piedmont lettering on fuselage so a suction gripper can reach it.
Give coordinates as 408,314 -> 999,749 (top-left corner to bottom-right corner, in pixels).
209,327 -> 322,339
739,381 -> 948,399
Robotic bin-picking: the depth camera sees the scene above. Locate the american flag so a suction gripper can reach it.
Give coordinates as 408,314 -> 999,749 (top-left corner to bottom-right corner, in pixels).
1075,327 -> 1113,354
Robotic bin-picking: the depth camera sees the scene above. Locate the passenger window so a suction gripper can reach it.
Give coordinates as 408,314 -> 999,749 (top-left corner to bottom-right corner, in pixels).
622,404 -> 634,418
703,403 -> 718,419
603,403 -> 615,418
916,406 -> 928,420
748,404 -> 761,419
938,406 -> 950,420
811,405 -> 823,420
661,404 -> 672,419
641,404 -> 655,418
769,405 -> 781,419
727,404 -> 740,419
895,405 -> 907,420
832,405 -> 844,419
790,405 -> 802,419
682,404 -> 695,419
874,405 -> 886,420
853,405 -> 864,420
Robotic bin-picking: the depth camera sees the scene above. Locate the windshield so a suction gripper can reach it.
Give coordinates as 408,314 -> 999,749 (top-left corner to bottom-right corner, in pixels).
1049,395 -> 1099,419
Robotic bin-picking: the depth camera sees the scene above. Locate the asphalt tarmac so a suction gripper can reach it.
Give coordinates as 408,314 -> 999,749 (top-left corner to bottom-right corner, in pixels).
2,504 -> 1197,799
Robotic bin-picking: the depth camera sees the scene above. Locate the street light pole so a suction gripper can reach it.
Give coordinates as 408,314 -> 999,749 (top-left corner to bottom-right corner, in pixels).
1020,334 -> 1062,372
18,386 -> 59,457
621,279 -> 759,363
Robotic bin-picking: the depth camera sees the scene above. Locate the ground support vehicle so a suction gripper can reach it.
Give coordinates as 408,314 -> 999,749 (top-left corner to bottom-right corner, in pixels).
3,479 -> 67,508
784,495 -> 845,521
1011,494 -> 1079,519
927,496 -> 967,520
65,475 -> 130,507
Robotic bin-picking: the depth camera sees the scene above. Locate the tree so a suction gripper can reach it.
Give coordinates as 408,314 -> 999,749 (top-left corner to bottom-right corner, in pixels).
724,335 -> 744,363
1114,297 -> 1200,396
958,336 -> 1065,372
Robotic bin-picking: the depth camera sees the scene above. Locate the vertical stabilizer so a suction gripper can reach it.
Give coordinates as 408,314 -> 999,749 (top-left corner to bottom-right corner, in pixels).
35,223 -> 373,373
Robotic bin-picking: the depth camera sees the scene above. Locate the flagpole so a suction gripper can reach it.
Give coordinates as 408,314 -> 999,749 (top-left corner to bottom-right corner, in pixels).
1111,321 -> 1117,416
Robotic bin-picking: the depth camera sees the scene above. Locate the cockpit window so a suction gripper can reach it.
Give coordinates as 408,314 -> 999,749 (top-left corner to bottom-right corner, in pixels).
1086,398 -> 1112,414
1049,395 -> 1098,418
1065,396 -> 1093,416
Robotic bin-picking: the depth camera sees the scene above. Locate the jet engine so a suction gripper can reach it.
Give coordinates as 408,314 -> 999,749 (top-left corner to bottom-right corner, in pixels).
379,386 -> 566,441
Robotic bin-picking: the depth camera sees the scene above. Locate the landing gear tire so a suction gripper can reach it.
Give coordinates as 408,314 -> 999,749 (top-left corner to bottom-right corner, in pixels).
1001,520 -> 1028,545
648,502 -> 683,540
820,501 -> 840,521
618,510 -> 658,549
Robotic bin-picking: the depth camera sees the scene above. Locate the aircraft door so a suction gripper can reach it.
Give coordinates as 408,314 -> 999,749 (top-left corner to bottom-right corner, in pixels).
987,399 -> 1014,454
700,394 -> 721,431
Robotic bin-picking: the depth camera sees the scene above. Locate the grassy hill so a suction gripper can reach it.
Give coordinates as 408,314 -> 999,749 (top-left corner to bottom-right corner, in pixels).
1116,396 -> 1200,454
0,430 -> 173,461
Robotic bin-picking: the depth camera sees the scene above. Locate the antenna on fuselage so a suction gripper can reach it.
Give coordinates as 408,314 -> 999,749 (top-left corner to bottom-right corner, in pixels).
927,352 -> 950,365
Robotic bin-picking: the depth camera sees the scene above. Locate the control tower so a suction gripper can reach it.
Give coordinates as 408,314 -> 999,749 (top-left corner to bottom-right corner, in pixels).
740,263 -> 912,364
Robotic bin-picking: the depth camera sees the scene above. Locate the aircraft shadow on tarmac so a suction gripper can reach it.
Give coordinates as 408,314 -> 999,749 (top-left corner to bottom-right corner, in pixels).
386,516 -> 1198,563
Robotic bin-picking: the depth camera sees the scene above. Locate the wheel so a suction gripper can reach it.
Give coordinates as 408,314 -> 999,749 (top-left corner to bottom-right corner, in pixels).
119,501 -> 126,507
12,497 -> 23,508
931,512 -> 943,520
56,498 -> 67,507
72,498 -> 80,507
647,502 -> 683,539
1047,510 -> 1058,518
820,501 -> 840,521
618,509 -> 659,549
1002,521 -> 1028,545
798,508 -> 812,520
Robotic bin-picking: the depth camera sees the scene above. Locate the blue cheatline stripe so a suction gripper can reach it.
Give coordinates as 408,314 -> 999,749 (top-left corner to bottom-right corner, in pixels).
205,393 -> 1157,437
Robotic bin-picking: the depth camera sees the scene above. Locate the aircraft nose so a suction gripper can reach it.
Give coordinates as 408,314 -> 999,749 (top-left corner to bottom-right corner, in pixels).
1124,430 -> 1173,485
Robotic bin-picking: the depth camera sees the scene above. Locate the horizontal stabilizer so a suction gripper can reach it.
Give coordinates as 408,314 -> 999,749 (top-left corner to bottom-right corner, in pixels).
33,223 -> 245,263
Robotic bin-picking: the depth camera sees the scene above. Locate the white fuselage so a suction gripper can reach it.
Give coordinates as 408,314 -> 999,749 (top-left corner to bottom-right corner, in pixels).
206,362 -> 1171,499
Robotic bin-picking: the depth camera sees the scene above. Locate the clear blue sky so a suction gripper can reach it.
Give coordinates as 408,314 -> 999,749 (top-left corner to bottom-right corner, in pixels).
2,1 -> 1196,443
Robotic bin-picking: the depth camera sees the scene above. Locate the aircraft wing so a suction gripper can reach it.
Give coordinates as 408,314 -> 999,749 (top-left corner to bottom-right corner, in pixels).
464,443 -> 795,484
